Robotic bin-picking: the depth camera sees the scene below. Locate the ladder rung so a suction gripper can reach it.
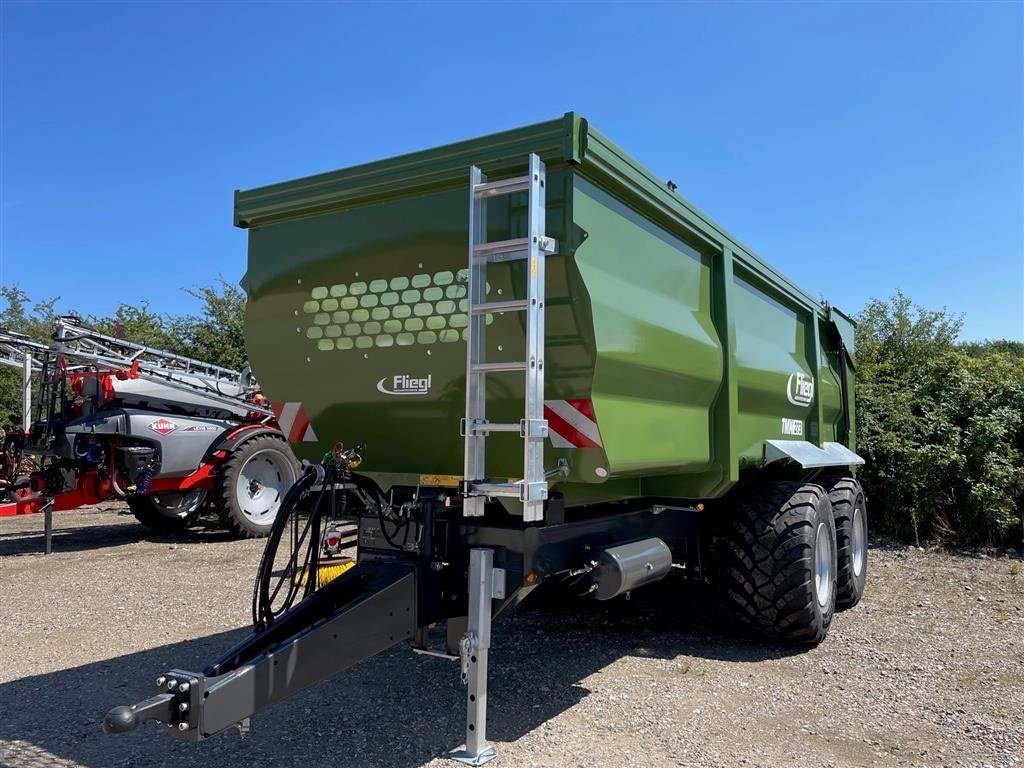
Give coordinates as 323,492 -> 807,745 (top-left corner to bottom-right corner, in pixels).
473,237 -> 529,258
473,422 -> 521,433
471,361 -> 528,374
488,250 -> 529,263
472,236 -> 559,260
462,418 -> 548,438
470,480 -> 547,502
471,482 -> 521,498
471,299 -> 528,315
474,176 -> 530,197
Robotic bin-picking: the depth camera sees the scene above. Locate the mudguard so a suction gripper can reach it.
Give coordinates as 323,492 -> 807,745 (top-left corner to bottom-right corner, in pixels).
203,424 -> 289,462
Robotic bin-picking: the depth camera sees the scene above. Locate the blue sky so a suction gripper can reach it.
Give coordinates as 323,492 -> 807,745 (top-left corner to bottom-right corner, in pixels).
1,1 -> 1021,341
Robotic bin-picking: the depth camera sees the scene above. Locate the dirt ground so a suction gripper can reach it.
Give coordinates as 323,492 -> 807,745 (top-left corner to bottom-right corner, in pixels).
0,504 -> 1021,768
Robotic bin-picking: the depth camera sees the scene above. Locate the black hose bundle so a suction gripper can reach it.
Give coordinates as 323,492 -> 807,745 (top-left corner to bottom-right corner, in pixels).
250,445 -> 402,631
251,464 -> 323,630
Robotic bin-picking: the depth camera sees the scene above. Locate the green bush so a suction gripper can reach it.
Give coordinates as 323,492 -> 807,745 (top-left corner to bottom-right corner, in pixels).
855,293 -> 1024,545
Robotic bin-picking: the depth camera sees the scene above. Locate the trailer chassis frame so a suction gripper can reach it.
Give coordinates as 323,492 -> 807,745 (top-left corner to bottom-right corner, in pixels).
103,492 -> 704,763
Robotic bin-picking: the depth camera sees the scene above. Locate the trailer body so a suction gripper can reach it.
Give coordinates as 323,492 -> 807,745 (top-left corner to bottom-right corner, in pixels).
239,112 -> 858,508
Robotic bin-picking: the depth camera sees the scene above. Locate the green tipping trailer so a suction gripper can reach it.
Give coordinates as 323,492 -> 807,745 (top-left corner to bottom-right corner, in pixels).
240,111 -> 860,508
105,115 -> 867,762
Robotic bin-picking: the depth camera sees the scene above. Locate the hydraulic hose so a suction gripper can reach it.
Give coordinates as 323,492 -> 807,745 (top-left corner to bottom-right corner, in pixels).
251,464 -> 321,630
250,450 -> 417,632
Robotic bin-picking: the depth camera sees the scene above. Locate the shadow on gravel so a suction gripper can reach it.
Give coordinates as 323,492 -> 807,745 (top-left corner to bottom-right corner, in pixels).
0,519 -> 235,558
0,573 -> 800,768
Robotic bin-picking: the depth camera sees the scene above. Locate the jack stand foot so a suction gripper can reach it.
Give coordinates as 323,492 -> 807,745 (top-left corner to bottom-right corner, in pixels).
449,549 -> 498,765
448,745 -> 497,766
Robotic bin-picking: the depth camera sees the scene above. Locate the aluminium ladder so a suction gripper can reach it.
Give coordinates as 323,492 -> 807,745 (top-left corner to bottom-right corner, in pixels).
461,154 -> 557,523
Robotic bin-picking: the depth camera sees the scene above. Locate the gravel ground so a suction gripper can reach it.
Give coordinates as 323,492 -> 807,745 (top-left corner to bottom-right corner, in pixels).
0,504 -> 1022,768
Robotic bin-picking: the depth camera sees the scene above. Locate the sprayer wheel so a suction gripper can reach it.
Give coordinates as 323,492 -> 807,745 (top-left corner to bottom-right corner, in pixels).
216,435 -> 300,539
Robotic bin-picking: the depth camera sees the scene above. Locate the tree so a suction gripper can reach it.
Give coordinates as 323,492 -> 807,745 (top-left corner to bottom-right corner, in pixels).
960,339 -> 1024,359
82,278 -> 248,368
167,280 -> 248,370
88,301 -> 179,351
0,286 -> 59,342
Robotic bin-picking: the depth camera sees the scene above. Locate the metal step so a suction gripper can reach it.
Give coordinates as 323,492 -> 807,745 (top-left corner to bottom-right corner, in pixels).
473,176 -> 530,197
472,236 -> 558,261
470,361 -> 528,374
470,482 -> 521,498
473,237 -> 529,259
471,299 -> 529,315
471,422 -> 521,433
462,419 -> 548,437
488,250 -> 530,264
471,481 -> 548,503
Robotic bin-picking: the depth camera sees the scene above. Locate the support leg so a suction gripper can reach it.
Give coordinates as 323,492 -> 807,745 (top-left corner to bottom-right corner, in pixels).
450,548 -> 497,765
43,497 -> 53,555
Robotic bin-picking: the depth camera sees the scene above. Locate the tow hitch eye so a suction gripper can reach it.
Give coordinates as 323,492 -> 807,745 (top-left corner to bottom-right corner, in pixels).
103,671 -> 203,738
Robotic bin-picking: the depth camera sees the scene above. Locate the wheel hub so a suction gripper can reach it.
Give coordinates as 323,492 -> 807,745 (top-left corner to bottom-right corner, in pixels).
814,521 -> 833,608
852,505 -> 866,578
235,449 -> 294,523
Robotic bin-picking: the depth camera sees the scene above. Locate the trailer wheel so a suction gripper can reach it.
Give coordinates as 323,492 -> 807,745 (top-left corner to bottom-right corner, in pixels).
216,435 -> 300,539
127,489 -> 207,531
723,481 -> 837,644
825,476 -> 868,609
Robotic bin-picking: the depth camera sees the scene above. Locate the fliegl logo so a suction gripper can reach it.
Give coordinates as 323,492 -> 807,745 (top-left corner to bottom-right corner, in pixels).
376,373 -> 433,396
786,372 -> 815,407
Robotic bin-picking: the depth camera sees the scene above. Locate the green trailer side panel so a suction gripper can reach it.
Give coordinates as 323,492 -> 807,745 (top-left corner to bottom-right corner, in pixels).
731,270 -> 815,463
239,112 -> 859,508
572,176 -> 722,477
818,319 -> 845,445
245,187 -> 478,475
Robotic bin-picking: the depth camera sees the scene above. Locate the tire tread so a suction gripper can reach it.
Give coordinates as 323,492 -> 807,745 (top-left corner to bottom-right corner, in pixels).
825,476 -> 867,609
723,481 -> 836,644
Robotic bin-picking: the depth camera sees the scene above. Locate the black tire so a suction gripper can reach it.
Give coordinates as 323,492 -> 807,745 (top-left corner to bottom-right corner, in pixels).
215,435 -> 300,539
723,481 -> 838,644
127,489 -> 206,531
825,476 -> 868,609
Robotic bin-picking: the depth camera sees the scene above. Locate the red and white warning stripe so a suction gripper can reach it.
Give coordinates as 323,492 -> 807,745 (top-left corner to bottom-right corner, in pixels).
544,399 -> 603,449
271,401 -> 319,443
